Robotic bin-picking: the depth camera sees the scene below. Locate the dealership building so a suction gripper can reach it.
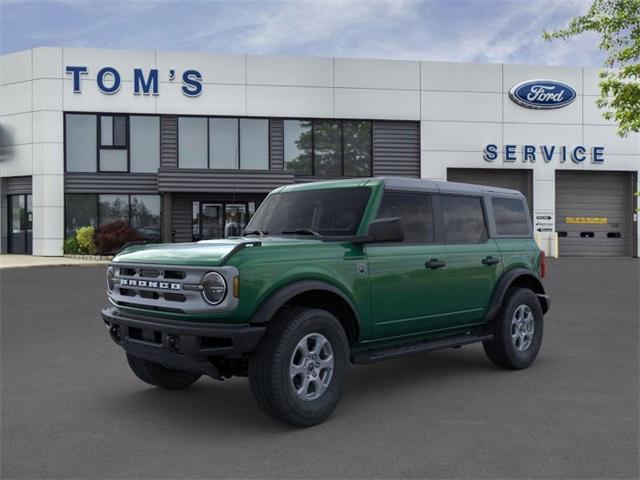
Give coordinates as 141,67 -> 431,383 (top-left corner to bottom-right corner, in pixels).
0,47 -> 638,257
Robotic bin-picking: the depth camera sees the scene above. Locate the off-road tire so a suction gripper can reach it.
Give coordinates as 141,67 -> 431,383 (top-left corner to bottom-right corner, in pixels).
483,287 -> 544,369
249,307 -> 350,427
126,354 -> 202,389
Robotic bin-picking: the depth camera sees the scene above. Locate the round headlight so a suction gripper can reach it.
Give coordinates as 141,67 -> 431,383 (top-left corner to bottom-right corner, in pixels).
201,272 -> 227,305
106,266 -> 115,292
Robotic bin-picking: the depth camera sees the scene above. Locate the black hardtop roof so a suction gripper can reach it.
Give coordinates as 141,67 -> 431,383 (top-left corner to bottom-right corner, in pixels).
379,176 -> 524,197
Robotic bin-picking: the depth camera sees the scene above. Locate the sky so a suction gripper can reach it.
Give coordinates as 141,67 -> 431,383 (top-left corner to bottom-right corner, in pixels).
0,0 -> 604,66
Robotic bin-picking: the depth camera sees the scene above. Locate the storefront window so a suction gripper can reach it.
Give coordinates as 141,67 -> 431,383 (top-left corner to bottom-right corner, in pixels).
65,194 -> 98,236
192,201 -> 256,240
210,118 -> 238,169
178,117 -> 208,168
98,195 -> 129,226
131,195 -> 161,241
343,121 -> 372,176
240,119 -> 269,170
284,120 -> 312,175
224,204 -> 247,237
65,114 -> 97,172
313,120 -> 342,176
130,116 -> 160,173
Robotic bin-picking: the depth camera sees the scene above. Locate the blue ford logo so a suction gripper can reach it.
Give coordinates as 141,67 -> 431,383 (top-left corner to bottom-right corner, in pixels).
509,79 -> 577,109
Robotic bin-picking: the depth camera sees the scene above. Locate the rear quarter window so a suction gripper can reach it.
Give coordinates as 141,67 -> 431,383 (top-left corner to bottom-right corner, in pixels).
492,197 -> 530,236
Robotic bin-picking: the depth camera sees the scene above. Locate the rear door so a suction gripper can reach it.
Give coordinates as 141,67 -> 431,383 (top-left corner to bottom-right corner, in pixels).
440,194 -> 502,327
366,190 -> 451,340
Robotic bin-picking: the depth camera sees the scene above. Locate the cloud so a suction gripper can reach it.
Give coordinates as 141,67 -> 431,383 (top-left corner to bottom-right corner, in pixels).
0,0 -> 605,66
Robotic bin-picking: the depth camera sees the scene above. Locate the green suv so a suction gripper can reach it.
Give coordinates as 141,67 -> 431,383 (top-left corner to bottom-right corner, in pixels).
102,177 -> 549,426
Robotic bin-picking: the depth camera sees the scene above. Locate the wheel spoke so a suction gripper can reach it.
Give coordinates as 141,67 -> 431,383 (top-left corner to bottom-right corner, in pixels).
289,332 -> 335,401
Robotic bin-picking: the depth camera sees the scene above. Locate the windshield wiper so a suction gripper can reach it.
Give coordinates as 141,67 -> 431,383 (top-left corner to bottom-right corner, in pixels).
280,228 -> 322,237
243,229 -> 268,236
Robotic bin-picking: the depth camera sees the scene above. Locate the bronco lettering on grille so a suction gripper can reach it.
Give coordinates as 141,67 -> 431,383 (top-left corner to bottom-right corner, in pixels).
120,278 -> 181,290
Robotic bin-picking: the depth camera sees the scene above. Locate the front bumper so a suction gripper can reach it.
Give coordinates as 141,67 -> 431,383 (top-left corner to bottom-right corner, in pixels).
101,306 -> 265,378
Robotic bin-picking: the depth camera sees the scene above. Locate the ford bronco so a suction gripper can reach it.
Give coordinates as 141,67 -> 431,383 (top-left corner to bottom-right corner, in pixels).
102,177 -> 549,427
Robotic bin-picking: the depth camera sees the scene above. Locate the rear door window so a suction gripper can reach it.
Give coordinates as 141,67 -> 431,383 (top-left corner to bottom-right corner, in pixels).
376,191 -> 434,243
441,195 -> 487,244
492,197 -> 530,235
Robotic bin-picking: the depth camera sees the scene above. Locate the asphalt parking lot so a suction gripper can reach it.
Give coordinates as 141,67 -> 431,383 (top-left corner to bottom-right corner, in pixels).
1,258 -> 638,479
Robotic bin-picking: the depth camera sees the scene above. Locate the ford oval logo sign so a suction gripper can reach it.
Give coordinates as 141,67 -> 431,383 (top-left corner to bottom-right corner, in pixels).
509,79 -> 577,109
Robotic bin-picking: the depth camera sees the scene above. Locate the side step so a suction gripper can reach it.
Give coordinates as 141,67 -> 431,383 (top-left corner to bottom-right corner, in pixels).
351,333 -> 493,365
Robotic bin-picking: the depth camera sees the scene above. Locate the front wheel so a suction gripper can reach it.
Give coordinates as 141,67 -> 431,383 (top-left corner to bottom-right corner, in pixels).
483,288 -> 544,369
249,307 -> 350,427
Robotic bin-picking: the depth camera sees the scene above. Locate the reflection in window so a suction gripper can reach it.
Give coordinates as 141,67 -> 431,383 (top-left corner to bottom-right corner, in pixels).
441,195 -> 487,244
240,119 -> 269,170
492,197 -> 529,235
131,195 -> 161,241
313,120 -> 342,176
210,118 -> 238,169
66,114 -> 97,172
343,121 -> 372,176
65,194 -> 98,236
178,117 -> 208,168
98,195 -> 130,226
376,191 -> 433,243
130,116 -> 160,173
284,120 -> 312,174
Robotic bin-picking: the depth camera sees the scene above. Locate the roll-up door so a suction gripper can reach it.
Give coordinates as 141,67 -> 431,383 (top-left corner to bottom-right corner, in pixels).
446,168 -> 533,211
555,171 -> 633,257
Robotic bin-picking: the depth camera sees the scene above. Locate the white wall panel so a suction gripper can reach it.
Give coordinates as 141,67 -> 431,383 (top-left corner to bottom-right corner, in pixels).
335,58 -> 419,90
584,125 -> 640,156
504,93 -> 582,124
157,51 -> 245,85
421,61 -> 502,92
0,113 -> 32,146
32,174 -> 64,207
247,86 -> 333,117
583,67 -> 602,96
33,79 -> 63,111
0,50 -> 32,85
33,47 -> 63,80
33,111 -> 64,144
0,145 -> 32,176
33,143 -> 64,175
421,121 -> 501,152
0,82 -> 32,115
421,91 -> 501,122
247,55 -> 333,87
32,237 -> 64,256
63,48 -> 156,81
583,96 -> 617,126
335,88 -> 419,120
503,123 -> 582,151
32,205 -> 64,239
157,83 -> 245,116
63,79 -> 157,113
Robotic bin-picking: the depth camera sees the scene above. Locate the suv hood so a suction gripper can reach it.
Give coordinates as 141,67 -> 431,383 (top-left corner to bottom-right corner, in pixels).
112,237 -> 323,266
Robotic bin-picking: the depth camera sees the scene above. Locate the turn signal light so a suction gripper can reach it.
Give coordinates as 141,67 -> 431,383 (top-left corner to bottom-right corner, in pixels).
233,276 -> 240,298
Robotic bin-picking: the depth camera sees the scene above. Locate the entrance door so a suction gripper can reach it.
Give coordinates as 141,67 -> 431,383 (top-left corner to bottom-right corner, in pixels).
200,203 -> 223,240
8,194 -> 32,254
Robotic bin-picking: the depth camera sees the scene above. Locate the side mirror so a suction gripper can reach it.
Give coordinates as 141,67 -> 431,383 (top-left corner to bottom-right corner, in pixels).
366,217 -> 404,243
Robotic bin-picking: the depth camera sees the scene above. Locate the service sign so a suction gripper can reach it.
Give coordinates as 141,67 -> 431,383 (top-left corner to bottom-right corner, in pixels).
509,79 -> 577,109
534,210 -> 555,233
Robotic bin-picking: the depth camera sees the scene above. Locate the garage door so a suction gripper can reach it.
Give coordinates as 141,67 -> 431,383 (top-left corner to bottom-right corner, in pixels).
556,171 -> 634,257
447,168 -> 533,211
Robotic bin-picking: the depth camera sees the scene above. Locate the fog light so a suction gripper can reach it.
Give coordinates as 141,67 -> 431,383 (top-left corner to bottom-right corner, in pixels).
201,272 -> 227,305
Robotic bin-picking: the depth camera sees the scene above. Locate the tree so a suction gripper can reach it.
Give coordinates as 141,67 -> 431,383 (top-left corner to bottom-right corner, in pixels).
543,0 -> 640,136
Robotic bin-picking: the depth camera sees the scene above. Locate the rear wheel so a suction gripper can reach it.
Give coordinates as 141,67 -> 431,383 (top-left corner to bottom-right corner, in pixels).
126,354 -> 202,390
483,288 -> 544,369
249,307 -> 349,427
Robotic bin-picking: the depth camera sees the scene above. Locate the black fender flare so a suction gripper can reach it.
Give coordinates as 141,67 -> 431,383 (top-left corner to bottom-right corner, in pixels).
249,280 -> 362,329
485,268 -> 549,322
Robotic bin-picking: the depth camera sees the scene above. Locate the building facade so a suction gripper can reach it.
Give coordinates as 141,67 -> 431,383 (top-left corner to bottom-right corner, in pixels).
0,48 -> 638,257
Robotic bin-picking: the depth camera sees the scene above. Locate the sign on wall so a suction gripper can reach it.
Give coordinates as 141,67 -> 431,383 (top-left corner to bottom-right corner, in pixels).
509,79 -> 577,109
565,217 -> 608,225
65,66 -> 203,97
483,144 -> 605,164
534,210 -> 555,233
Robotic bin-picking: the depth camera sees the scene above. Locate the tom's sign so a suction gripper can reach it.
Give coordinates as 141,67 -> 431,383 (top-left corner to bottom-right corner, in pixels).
509,79 -> 576,109
65,66 -> 203,97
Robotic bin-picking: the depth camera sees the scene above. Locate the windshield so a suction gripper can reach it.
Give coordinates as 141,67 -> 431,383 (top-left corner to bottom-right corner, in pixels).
245,187 -> 372,237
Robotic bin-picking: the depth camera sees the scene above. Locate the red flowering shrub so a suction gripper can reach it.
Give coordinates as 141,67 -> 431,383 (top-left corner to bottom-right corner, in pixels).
94,220 -> 143,255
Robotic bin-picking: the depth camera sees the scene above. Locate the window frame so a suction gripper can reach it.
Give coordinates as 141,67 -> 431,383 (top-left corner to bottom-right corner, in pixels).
284,118 -> 373,177
438,193 -> 490,245
98,114 -> 129,173
177,115 -> 271,170
64,112 -> 161,174
372,189 -> 439,245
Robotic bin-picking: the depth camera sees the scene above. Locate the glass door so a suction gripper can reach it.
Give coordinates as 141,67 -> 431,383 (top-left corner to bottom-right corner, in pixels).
200,203 -> 223,240
224,204 -> 247,238
8,194 -> 32,254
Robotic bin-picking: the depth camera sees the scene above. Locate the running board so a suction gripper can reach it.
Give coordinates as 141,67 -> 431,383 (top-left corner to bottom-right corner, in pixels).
351,333 -> 493,365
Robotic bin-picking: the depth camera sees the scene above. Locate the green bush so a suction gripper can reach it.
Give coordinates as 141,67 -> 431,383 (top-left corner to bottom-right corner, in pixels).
63,236 -> 79,254
76,226 -> 97,255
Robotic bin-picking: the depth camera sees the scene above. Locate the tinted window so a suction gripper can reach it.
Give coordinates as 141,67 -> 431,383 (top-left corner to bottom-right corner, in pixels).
376,191 -> 434,243
313,121 -> 341,176
66,114 -> 97,172
240,119 -> 268,169
284,120 -> 312,175
98,195 -> 129,226
131,195 -> 161,242
178,117 -> 207,168
441,195 -> 487,243
210,118 -> 238,169
246,187 -> 371,237
99,149 -> 127,172
65,194 -> 97,236
492,197 -> 529,235
130,116 -> 160,173
343,121 -> 371,176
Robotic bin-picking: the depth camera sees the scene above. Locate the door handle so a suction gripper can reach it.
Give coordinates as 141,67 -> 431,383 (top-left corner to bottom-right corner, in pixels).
425,258 -> 447,269
482,256 -> 500,266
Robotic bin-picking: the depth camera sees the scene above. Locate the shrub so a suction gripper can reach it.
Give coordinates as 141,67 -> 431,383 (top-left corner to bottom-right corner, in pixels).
94,220 -> 143,255
63,236 -> 79,254
76,226 -> 97,255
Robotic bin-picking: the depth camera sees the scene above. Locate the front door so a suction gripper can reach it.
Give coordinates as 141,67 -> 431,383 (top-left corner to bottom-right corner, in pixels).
8,194 -> 32,254
200,203 -> 223,240
366,191 -> 451,341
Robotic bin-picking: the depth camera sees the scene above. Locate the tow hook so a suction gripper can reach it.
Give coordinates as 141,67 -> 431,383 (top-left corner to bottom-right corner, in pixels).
109,325 -> 121,342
